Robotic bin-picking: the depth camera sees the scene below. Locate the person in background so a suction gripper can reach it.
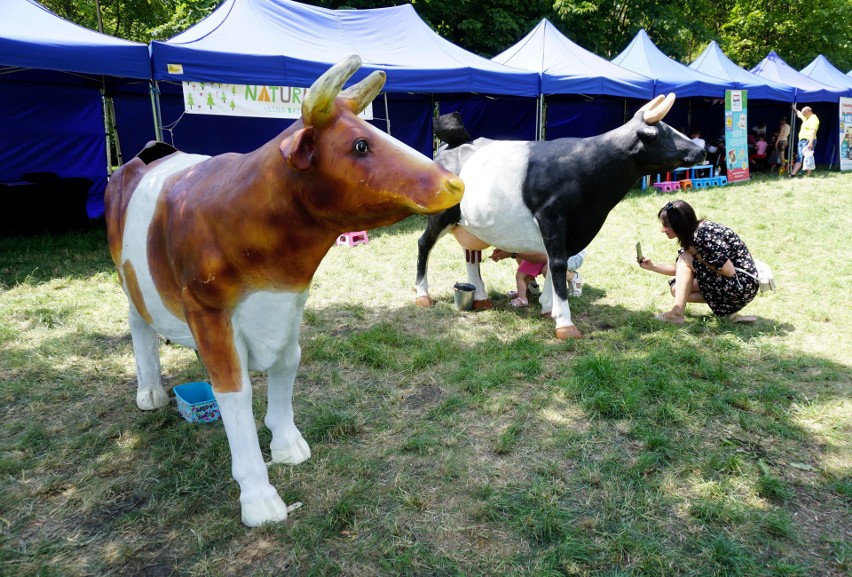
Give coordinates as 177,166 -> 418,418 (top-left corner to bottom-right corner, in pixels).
490,248 -> 586,308
790,106 -> 819,177
637,200 -> 758,324
751,120 -> 767,137
749,134 -> 769,169
689,129 -> 706,149
775,116 -> 791,165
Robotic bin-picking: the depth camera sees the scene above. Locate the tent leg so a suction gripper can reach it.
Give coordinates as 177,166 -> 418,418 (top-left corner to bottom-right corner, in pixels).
151,81 -> 164,142
384,93 -> 391,137
101,87 -> 114,175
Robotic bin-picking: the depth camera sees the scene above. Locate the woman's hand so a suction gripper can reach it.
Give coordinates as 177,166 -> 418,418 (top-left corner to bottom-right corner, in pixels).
490,249 -> 511,262
638,257 -> 654,270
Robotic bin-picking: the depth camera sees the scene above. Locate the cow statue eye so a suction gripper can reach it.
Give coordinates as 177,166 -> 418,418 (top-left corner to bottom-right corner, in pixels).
353,139 -> 370,155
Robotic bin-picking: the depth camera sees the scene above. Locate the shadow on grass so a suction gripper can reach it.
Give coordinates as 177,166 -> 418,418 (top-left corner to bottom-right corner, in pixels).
0,222 -> 112,288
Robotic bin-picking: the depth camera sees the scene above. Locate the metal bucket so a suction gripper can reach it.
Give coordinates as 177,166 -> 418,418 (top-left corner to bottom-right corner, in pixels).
453,282 -> 476,311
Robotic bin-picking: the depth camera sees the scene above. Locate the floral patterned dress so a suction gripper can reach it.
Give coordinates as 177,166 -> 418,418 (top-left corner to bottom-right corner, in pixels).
678,221 -> 759,316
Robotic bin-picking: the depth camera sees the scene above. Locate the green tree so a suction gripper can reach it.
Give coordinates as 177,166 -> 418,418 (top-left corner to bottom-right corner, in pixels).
40,0 -> 173,41
719,0 -> 852,70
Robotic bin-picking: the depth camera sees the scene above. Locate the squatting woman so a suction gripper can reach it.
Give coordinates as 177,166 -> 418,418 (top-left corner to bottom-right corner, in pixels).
638,200 -> 758,324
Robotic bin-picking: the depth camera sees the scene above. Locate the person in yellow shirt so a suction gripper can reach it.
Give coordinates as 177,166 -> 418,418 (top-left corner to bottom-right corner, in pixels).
790,105 -> 819,176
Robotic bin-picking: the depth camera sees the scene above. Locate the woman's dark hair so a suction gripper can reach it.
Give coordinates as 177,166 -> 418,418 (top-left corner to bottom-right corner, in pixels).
658,200 -> 700,249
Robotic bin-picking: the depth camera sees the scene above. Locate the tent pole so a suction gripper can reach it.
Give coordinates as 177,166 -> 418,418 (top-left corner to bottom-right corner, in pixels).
538,95 -> 545,141
101,84 -> 114,175
384,93 -> 391,137
150,81 -> 164,142
107,96 -> 122,166
788,99 -> 797,171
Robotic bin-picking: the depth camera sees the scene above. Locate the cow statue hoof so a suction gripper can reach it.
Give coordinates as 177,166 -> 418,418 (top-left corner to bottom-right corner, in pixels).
556,325 -> 583,340
472,299 -> 493,311
415,295 -> 435,307
241,493 -> 289,527
136,386 -> 169,411
271,435 -> 312,465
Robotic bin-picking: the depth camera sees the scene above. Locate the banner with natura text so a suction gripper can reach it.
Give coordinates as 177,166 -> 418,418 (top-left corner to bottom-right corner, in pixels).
182,81 -> 373,120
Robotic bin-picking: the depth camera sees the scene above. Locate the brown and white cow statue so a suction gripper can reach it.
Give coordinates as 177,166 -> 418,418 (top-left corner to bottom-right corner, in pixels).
105,55 -> 464,527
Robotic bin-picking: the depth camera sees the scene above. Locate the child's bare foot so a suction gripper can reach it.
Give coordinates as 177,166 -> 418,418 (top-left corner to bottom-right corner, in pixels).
654,311 -> 685,324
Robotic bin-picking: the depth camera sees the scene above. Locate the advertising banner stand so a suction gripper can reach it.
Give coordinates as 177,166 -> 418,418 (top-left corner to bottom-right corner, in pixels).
724,90 -> 750,182
840,97 -> 852,171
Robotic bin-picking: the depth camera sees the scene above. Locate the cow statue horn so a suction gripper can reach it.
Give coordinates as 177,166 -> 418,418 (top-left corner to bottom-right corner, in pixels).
340,70 -> 387,114
641,93 -> 676,125
302,54 -> 362,127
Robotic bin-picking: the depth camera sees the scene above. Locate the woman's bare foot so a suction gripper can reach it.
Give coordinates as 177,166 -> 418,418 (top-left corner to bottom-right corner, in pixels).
654,311 -> 685,324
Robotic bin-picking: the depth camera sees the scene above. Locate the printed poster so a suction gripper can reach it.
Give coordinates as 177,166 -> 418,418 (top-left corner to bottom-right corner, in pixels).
724,90 -> 750,182
181,81 -> 373,120
840,97 -> 852,172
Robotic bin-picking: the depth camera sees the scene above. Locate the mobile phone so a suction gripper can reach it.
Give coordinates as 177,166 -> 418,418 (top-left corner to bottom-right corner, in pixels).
636,241 -> 643,262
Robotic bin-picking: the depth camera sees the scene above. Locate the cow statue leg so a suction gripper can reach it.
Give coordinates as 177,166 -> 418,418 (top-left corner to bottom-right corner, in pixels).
215,381 -> 289,527
265,343 -> 311,466
415,207 -> 460,307
128,306 -> 169,410
538,218 -> 583,340
189,308 -> 289,527
463,249 -> 492,310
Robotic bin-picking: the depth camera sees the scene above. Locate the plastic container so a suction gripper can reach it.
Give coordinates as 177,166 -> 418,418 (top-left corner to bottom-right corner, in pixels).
453,282 -> 476,311
174,381 -> 220,423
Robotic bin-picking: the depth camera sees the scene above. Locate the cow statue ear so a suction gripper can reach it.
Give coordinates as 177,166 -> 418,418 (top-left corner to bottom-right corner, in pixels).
279,127 -> 315,170
637,125 -> 658,143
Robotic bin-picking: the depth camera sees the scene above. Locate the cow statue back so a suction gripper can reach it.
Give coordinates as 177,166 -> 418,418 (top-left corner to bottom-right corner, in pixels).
105,55 -> 463,527
415,94 -> 705,339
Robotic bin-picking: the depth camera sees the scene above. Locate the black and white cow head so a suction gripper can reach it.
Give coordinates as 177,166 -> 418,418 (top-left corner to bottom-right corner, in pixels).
625,94 -> 706,174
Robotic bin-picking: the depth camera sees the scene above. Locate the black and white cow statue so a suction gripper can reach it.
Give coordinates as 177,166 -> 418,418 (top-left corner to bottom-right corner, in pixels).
414,94 -> 706,339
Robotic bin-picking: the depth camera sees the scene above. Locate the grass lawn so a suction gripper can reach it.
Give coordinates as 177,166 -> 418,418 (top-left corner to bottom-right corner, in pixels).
0,171 -> 849,576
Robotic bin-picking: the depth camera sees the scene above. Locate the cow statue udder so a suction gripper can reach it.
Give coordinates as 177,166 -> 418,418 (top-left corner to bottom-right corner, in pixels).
414,94 -> 705,339
105,55 -> 464,527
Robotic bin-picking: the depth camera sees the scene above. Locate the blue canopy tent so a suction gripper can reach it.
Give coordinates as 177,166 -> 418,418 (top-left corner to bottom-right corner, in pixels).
612,30 -> 733,140
690,41 -> 795,101
751,52 -> 846,165
491,18 -> 654,140
799,55 -> 852,95
689,41 -> 797,168
149,0 -> 541,156
612,30 -> 732,98
0,0 -> 153,232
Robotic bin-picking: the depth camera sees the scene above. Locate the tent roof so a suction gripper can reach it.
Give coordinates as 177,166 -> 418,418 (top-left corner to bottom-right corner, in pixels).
689,41 -> 794,101
750,52 -> 846,102
612,29 -> 730,97
150,0 -> 539,96
0,0 -> 151,79
492,18 -> 653,99
799,55 -> 852,96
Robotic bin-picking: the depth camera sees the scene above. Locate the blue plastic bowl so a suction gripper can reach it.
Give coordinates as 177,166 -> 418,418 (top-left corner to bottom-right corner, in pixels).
173,381 -> 220,423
